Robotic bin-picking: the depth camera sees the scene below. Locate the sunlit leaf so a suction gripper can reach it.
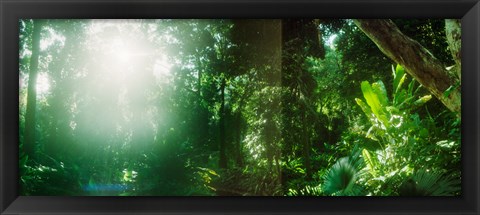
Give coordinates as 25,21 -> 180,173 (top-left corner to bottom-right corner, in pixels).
436,140 -> 455,149
362,149 -> 378,177
413,95 -> 432,107
393,64 -> 406,95
372,81 -> 388,106
361,82 -> 381,114
355,98 -> 373,119
360,81 -> 389,127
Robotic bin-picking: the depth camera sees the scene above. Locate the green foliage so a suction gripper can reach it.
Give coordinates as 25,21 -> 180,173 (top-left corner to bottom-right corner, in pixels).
190,167 -> 220,195
287,185 -> 323,196
354,64 -> 460,196
17,19 -> 460,197
362,148 -> 379,177
322,146 -> 365,196
399,169 -> 460,196
212,167 -> 282,196
20,146 -> 82,195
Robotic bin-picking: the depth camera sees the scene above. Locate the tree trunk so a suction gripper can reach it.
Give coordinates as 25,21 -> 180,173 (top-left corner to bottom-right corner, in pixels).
445,19 -> 461,79
46,22 -> 76,157
234,112 -> 244,167
219,77 -> 227,169
24,20 -> 44,159
353,19 -> 461,115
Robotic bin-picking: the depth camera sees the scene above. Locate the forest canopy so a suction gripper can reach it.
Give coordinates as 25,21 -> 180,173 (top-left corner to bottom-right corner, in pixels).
19,19 -> 461,196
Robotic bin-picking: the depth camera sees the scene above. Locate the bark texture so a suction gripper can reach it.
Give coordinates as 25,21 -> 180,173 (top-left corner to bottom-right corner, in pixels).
445,19 -> 461,79
24,20 -> 44,158
354,19 -> 461,115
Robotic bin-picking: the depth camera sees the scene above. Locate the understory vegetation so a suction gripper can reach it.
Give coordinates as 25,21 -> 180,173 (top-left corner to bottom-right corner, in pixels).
19,19 -> 461,196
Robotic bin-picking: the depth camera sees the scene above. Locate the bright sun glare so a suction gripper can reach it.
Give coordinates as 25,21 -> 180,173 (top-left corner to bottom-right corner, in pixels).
110,38 -> 132,62
36,73 -> 50,97
86,20 -> 173,81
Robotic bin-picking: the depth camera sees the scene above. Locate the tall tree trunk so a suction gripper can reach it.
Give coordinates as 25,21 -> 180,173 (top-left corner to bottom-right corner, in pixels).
445,19 -> 461,79
234,112 -> 243,167
46,22 -> 76,157
281,19 -> 320,179
219,77 -> 227,169
24,20 -> 43,159
353,19 -> 461,115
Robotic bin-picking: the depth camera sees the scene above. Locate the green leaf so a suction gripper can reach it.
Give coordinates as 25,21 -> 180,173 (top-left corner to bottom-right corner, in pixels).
361,81 -> 381,115
400,169 -> 460,196
355,98 -> 374,119
385,106 -> 400,115
393,65 -> 406,94
407,79 -> 416,98
443,81 -> 460,98
413,95 -> 432,107
207,169 -> 220,177
322,157 -> 364,196
396,92 -> 415,110
362,149 -> 378,177
361,81 -> 389,127
372,81 -> 389,106
394,89 -> 406,106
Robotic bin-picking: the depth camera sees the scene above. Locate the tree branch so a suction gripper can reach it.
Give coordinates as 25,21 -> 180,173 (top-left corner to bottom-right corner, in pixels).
353,19 -> 460,115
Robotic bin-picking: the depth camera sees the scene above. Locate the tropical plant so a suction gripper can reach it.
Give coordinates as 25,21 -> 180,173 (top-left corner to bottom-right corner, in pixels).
354,64 -> 460,196
398,169 -> 460,196
17,19 -> 460,197
322,145 -> 365,196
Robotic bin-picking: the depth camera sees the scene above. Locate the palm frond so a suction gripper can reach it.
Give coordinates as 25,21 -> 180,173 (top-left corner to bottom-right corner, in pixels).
322,146 -> 365,196
399,169 -> 460,196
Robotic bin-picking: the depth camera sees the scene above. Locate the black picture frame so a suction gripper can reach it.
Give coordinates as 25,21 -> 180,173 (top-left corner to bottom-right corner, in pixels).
1,0 -> 479,214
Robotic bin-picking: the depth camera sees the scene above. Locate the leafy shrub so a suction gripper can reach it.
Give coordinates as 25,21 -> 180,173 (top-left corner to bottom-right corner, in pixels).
354,64 -> 460,196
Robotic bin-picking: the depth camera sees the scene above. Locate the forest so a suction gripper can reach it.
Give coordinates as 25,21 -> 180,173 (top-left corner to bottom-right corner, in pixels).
19,19 -> 461,196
